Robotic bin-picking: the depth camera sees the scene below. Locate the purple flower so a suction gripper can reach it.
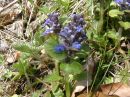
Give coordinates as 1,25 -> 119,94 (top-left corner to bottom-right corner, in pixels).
42,12 -> 61,34
71,13 -> 85,25
126,0 -> 130,6
72,42 -> 81,50
59,26 -> 72,38
54,44 -> 65,53
75,26 -> 83,33
42,29 -> 53,36
115,0 -> 123,3
127,0 -> 130,3
44,19 -> 53,26
115,0 -> 130,6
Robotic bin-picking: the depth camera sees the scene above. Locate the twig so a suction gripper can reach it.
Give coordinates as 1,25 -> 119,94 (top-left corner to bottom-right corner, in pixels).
0,0 -> 18,14
0,30 -> 25,42
25,0 -> 36,38
72,0 -> 85,14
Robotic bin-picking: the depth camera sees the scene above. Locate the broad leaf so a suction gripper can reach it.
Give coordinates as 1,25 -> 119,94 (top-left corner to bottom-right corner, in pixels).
60,61 -> 83,75
119,21 -> 130,30
44,71 -> 62,83
44,37 -> 66,61
13,43 -> 41,54
74,71 -> 88,81
109,9 -> 124,18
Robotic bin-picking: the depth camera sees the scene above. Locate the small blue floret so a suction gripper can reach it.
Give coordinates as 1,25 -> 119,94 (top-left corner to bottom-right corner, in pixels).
44,19 -> 53,26
42,29 -> 53,36
76,26 -> 83,33
54,44 -> 65,53
72,42 -> 81,50
114,0 -> 123,3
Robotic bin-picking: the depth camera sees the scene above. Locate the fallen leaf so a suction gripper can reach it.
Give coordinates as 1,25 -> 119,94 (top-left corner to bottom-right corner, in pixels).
77,92 -> 118,97
0,41 -> 9,53
6,51 -> 20,64
71,85 -> 86,97
100,82 -> 130,97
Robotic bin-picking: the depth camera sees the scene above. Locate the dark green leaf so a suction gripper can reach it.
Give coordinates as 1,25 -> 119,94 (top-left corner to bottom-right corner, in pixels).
74,71 -> 88,81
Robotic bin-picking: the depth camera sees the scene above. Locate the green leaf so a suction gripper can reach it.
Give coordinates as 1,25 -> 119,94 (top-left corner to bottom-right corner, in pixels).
44,91 -> 52,97
109,9 -> 124,18
106,31 -> 119,40
32,90 -> 42,97
33,30 -> 44,45
44,37 -> 66,61
60,61 -> 83,75
104,77 -> 114,84
105,30 -> 120,47
39,6 -> 50,14
13,60 -> 28,75
59,14 -> 69,25
0,55 -> 4,64
28,0 -> 33,4
11,94 -> 21,97
13,43 -> 41,54
44,71 -> 62,83
52,82 -> 59,92
53,87 -> 64,97
119,21 -> 130,30
55,0 -> 70,7
74,71 -> 88,81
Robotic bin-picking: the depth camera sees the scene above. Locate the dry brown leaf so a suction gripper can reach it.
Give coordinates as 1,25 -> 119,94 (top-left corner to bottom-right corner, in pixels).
100,82 -> 130,97
77,92 -> 118,97
6,51 -> 20,64
5,20 -> 23,37
71,85 -> 86,97
0,41 -> 9,53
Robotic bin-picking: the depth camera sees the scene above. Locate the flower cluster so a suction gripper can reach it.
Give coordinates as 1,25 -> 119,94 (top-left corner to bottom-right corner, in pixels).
59,14 -> 86,51
42,12 -> 61,35
114,0 -> 130,10
42,12 -> 87,53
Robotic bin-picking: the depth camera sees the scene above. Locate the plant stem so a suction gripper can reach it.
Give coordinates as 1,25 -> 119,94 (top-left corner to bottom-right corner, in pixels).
90,60 -> 103,92
55,60 -> 60,75
95,54 -> 115,90
97,3 -> 104,35
65,79 -> 71,97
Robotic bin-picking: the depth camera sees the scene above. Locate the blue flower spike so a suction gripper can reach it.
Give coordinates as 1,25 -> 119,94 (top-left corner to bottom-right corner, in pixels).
42,12 -> 87,53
